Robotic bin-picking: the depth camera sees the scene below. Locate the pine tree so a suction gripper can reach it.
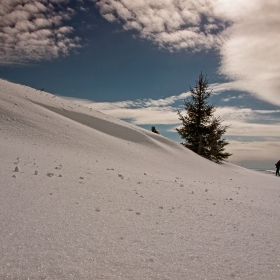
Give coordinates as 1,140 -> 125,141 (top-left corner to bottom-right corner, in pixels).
176,72 -> 232,163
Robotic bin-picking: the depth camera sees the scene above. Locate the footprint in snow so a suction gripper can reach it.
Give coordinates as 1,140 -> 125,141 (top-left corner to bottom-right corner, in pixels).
14,166 -> 20,172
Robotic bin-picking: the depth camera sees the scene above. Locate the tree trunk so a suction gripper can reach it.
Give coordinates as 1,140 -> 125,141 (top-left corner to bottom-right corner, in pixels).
198,134 -> 202,155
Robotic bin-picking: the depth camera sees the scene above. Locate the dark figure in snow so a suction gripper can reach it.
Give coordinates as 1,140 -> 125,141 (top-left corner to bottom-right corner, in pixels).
151,126 -> 160,134
275,160 -> 280,176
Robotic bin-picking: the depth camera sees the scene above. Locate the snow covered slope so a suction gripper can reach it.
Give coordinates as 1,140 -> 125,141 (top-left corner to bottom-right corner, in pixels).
1,79 -> 280,279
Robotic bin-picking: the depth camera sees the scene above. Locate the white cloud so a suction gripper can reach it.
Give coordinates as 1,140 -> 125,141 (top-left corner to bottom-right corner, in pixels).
95,0 -> 226,51
222,94 -> 245,102
64,88 -> 191,112
0,0 -> 80,65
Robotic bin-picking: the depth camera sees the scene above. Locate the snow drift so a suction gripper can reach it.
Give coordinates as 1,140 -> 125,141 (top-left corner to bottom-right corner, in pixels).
0,79 -> 280,279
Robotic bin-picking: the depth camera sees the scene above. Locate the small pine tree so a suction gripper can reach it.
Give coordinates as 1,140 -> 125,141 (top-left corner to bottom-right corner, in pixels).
176,72 -> 232,163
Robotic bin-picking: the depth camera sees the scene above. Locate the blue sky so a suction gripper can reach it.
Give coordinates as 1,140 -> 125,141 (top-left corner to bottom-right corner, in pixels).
1,0 -> 280,169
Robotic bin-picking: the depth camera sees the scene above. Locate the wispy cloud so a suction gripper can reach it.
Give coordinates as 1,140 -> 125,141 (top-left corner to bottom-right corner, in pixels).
65,89 -> 191,111
218,0 -> 280,106
0,0 -> 81,65
222,94 -> 245,102
216,107 -> 280,125
64,95 -> 183,125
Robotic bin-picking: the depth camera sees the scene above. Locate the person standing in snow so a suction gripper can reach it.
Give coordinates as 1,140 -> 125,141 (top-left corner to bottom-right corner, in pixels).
275,160 -> 280,176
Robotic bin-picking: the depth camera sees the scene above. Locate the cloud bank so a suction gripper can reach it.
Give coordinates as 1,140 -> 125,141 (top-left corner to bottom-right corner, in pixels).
95,0 -> 280,106
0,0 -> 81,64
65,89 -> 280,136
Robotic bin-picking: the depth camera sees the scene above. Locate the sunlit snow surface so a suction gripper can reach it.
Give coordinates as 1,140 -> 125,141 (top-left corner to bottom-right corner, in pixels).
1,79 -> 280,279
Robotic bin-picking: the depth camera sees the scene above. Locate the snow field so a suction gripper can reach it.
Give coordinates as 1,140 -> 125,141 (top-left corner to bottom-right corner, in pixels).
1,79 -> 280,279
